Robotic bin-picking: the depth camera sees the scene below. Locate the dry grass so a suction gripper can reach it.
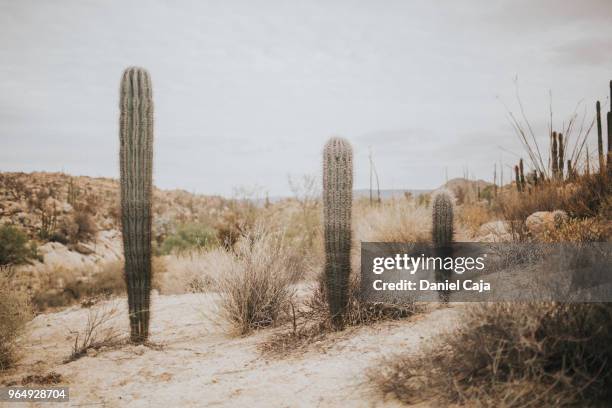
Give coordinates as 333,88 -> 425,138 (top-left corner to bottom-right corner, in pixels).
261,274 -> 421,357
65,302 -> 123,362
354,199 -> 431,243
457,202 -> 494,236
213,225 -> 298,335
371,302 -> 612,407
0,267 -> 32,371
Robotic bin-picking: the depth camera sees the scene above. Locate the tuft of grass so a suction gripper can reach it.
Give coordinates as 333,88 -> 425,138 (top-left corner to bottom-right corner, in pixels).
65,302 -> 123,362
213,225 -> 297,335
354,199 -> 431,243
371,302 -> 612,407
159,223 -> 218,255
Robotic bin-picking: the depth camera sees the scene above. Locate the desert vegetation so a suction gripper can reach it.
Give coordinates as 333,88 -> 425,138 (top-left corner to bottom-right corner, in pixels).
0,69 -> 610,408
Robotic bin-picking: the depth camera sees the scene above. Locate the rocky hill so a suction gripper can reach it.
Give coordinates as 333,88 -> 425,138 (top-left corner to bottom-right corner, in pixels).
0,172 -> 226,270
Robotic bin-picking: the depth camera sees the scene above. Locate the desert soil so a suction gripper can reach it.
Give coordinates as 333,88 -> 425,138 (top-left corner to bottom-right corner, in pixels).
4,292 -> 460,408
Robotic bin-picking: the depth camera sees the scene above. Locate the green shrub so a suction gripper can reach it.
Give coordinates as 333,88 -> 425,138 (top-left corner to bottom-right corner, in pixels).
0,225 -> 38,266
160,223 -> 218,255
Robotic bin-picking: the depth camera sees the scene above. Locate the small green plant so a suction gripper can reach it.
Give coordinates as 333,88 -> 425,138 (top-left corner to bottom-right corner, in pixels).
119,66 -> 154,344
322,137 -> 353,330
159,223 -> 218,255
0,225 -> 38,266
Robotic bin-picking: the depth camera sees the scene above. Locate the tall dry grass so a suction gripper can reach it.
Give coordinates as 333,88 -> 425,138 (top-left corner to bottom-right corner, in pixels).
371,302 -> 612,407
0,267 -> 32,370
211,225 -> 297,335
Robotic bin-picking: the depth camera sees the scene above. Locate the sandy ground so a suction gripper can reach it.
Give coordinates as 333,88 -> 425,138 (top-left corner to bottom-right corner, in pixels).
3,292 -> 460,408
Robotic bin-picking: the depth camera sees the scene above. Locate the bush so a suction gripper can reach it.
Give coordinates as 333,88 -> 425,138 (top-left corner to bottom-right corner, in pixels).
159,223 -> 218,255
371,302 -> 612,407
0,268 -> 32,370
0,225 -> 38,266
213,225 -> 296,335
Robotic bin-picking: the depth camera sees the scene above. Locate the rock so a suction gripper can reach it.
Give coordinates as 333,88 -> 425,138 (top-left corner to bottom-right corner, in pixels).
86,348 -> 98,357
133,345 -> 147,356
60,202 -> 73,213
74,242 -> 95,255
477,221 -> 512,242
525,210 -> 568,236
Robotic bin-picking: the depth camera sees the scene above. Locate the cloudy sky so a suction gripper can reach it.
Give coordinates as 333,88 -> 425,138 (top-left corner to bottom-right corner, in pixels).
1,0 -> 611,196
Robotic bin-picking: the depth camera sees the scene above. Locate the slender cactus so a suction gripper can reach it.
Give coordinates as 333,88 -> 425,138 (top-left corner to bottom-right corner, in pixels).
514,165 -> 521,192
519,158 -> 526,191
119,67 -> 154,343
596,101 -> 605,175
551,131 -> 558,179
608,81 -> 612,177
323,137 -> 353,330
558,133 -> 564,180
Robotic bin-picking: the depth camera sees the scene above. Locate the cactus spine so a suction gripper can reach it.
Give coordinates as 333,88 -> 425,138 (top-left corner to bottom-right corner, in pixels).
119,67 -> 154,343
323,137 -> 353,330
432,190 -> 454,248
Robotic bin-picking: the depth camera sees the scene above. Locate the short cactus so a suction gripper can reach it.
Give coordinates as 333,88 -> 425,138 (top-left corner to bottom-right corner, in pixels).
119,67 -> 154,343
431,189 -> 454,302
322,137 -> 353,330
431,189 -> 454,248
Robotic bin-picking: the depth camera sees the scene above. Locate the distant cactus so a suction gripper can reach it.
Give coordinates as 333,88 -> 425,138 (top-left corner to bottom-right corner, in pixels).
431,190 -> 454,302
551,131 -> 558,178
514,165 -> 521,192
558,133 -> 564,179
519,158 -> 526,191
606,81 -> 612,179
119,67 -> 154,344
431,190 -> 454,247
322,137 -> 353,330
596,101 -> 605,175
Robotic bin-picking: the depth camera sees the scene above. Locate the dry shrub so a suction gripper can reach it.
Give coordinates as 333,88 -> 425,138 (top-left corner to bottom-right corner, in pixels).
457,202 -> 493,236
262,274 -> 421,356
542,217 -> 611,243
0,267 -> 32,370
32,262 -> 125,311
213,225 -> 297,335
65,302 -> 123,362
496,173 -> 610,228
371,302 -> 612,407
355,200 -> 430,243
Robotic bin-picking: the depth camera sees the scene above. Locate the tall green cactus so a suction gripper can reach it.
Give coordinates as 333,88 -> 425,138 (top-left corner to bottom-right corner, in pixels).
323,137 -> 353,330
432,190 -> 454,247
119,67 -> 154,343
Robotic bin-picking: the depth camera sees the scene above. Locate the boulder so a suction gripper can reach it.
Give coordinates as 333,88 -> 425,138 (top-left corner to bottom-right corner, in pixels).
525,210 -> 568,236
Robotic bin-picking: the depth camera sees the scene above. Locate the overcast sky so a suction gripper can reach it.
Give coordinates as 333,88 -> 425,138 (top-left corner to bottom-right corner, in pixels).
1,0 -> 611,196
